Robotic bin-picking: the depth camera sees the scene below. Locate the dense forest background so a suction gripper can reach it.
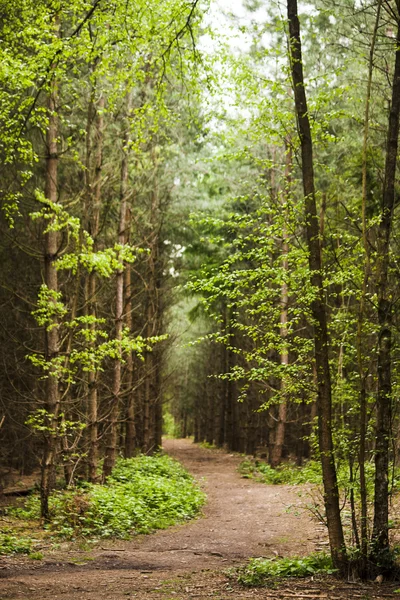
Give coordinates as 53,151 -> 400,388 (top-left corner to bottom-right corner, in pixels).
1,0 -> 400,575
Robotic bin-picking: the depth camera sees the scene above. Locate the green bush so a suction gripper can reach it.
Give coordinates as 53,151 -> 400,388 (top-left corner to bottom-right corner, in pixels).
14,454 -> 205,540
0,533 -> 32,555
236,553 -> 335,586
239,459 -> 322,485
239,458 -> 400,495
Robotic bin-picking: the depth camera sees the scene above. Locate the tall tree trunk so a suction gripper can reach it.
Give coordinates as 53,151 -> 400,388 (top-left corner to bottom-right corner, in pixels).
372,17 -> 400,554
113,95 -> 135,460
154,348 -> 163,448
60,276 -> 80,486
41,26 -> 60,520
216,304 -> 228,447
357,0 -> 382,560
143,348 -> 151,452
270,143 -> 292,468
287,0 -> 346,570
142,149 -> 163,453
85,91 -> 104,483
143,251 -> 157,453
135,358 -> 145,449
103,93 -> 131,478
124,206 -> 136,457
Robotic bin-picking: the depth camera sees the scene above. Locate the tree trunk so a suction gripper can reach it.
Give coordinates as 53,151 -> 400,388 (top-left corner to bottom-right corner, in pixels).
142,148 -> 163,453
114,96 -> 135,460
358,0 -> 381,560
287,0 -> 346,570
135,360 -> 145,450
154,350 -> 163,448
124,207 -> 136,457
103,93 -> 131,478
143,349 -> 151,452
86,90 -> 104,483
372,18 -> 400,554
40,31 -> 60,520
270,143 -> 291,468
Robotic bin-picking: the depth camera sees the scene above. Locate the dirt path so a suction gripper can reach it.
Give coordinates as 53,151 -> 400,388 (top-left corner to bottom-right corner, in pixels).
0,439 -> 398,599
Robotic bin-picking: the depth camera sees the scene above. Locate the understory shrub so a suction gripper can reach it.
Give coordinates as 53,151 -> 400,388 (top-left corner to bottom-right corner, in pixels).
0,533 -> 33,555
13,454 -> 205,539
239,459 -> 322,485
235,553 -> 335,586
239,458 -> 400,495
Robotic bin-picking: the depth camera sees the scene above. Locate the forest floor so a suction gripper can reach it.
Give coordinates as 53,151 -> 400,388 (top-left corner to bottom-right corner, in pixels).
1,438 -> 400,599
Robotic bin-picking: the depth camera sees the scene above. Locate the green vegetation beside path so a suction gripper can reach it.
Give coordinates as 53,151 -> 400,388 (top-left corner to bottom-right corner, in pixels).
1,454 -> 205,555
239,458 -> 400,495
233,553 -> 335,587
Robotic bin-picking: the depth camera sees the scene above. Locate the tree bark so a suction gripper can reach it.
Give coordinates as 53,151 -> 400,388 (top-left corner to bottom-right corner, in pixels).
287,0 -> 346,570
85,89 -> 104,483
372,17 -> 400,554
103,93 -> 131,478
357,0 -> 382,560
124,205 -> 136,457
270,143 -> 291,468
40,26 -> 60,520
142,148 -> 163,453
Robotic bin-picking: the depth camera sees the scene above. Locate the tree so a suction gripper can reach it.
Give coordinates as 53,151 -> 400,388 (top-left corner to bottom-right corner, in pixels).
372,6 -> 400,555
286,0 -> 346,571
40,16 -> 61,521
0,0 -> 204,504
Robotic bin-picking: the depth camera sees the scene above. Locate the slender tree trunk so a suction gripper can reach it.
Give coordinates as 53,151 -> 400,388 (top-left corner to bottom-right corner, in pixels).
143,348 -> 151,452
270,143 -> 291,468
349,457 -> 361,549
287,0 -> 346,570
372,17 -> 400,554
143,254 -> 156,452
142,149 -> 163,453
124,208 -> 136,457
103,93 -> 131,478
217,306 -> 228,447
85,88 -> 104,483
357,0 -> 382,559
114,96 -> 135,460
154,350 -> 163,448
206,390 -> 215,445
135,359 -> 145,449
59,268 -> 81,486
41,32 -> 60,520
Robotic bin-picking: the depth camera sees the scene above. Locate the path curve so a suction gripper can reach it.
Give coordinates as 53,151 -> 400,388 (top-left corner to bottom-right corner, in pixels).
0,439 -> 327,599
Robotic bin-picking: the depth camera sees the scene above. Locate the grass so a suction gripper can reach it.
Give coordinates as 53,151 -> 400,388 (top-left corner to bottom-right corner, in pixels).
2,453 -> 205,553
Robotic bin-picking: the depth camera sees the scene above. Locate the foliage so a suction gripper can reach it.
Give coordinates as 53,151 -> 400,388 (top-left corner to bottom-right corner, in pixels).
162,411 -> 180,438
13,455 -> 205,539
187,196 -> 314,406
239,459 -> 322,485
239,458 -> 400,497
235,553 -> 335,586
0,533 -> 33,555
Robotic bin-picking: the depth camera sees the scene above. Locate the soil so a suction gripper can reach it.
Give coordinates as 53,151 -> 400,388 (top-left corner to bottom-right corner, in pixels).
0,439 -> 399,599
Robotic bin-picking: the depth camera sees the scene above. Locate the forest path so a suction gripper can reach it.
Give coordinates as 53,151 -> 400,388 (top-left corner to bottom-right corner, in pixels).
1,439 -> 396,599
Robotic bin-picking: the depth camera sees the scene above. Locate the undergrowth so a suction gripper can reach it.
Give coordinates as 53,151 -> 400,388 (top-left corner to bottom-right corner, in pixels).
239,459 -> 322,485
8,454 -> 205,541
0,533 -> 33,555
239,458 -> 400,495
234,553 -> 335,586
198,441 -> 217,450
